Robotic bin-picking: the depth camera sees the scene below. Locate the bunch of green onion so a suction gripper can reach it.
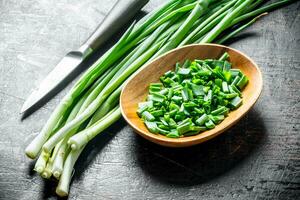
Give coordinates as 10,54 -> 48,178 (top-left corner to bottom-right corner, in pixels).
24,0 -> 295,196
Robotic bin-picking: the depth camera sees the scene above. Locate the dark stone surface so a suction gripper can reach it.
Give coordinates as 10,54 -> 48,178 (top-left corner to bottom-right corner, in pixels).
0,0 -> 299,199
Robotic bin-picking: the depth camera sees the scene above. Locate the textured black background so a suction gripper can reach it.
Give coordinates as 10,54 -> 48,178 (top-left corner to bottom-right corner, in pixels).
0,0 -> 299,199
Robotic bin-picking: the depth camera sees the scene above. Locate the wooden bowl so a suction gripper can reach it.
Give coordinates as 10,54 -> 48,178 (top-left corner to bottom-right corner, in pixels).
120,44 -> 262,147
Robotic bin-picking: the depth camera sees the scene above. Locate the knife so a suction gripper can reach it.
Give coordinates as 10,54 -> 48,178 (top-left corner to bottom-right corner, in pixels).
21,0 -> 149,114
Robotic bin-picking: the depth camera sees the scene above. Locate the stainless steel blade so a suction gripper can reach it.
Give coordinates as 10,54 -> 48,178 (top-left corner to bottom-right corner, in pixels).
20,46 -> 92,113
20,0 -> 149,114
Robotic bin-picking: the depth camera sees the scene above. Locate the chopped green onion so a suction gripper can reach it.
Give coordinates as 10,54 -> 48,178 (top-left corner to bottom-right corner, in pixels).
222,81 -> 229,93
178,68 -> 191,76
205,120 -> 215,129
195,113 -> 209,125
145,121 -> 158,133
139,56 -> 248,137
177,123 -> 192,135
215,79 -> 222,88
231,76 -> 241,86
209,115 -> 225,124
225,93 -> 238,99
150,110 -> 164,117
236,74 -> 249,89
166,131 -> 180,138
230,96 -> 243,109
191,84 -> 204,96
231,85 -> 242,96
142,111 -> 155,121
181,87 -> 190,101
219,52 -> 229,61
230,69 -> 242,78
211,106 -> 227,115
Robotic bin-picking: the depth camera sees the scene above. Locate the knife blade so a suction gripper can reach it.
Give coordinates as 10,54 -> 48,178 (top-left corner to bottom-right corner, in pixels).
20,47 -> 91,113
21,0 -> 149,114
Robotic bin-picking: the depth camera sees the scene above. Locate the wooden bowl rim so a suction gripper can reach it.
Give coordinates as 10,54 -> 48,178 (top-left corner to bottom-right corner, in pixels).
120,43 -> 263,147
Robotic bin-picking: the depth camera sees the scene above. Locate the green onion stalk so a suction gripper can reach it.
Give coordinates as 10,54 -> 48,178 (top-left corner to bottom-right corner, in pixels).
24,0 -> 297,197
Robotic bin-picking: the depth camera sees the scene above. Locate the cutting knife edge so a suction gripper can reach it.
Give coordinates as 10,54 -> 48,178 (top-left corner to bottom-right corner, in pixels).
20,0 -> 149,114
20,45 -> 92,113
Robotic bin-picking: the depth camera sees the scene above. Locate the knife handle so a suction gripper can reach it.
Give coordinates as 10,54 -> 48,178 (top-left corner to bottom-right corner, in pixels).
83,0 -> 149,51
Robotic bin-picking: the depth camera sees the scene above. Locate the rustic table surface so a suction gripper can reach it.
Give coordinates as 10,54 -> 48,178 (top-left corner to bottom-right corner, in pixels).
0,0 -> 299,200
